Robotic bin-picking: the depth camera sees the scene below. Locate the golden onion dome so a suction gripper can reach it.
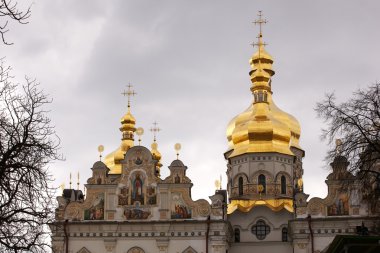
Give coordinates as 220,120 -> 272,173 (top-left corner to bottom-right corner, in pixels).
151,142 -> 161,161
121,110 -> 136,125
104,106 -> 136,174
151,141 -> 162,176
226,34 -> 302,158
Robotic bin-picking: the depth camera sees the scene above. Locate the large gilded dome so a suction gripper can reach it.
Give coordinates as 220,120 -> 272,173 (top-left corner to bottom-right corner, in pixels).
226,34 -> 301,158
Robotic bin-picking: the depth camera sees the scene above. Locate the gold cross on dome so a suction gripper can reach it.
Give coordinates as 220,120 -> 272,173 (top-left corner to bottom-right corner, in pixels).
121,83 -> 137,108
150,121 -> 161,142
253,10 -> 268,35
251,36 -> 268,49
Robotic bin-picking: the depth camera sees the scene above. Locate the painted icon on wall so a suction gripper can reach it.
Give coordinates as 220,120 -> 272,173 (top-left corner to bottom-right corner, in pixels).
147,186 -> 157,205
124,202 -> 151,220
328,193 -> 349,216
118,186 -> 129,206
171,193 -> 191,219
131,172 -> 144,205
84,192 -> 104,220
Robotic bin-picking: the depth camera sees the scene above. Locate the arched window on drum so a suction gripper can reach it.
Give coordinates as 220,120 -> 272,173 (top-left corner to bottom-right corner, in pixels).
238,177 -> 243,196
258,174 -> 266,193
281,175 -> 286,195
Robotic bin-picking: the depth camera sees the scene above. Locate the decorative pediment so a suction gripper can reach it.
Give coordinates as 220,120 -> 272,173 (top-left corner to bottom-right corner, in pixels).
127,247 -> 145,253
123,146 -> 153,169
163,172 -> 192,184
77,247 -> 91,253
182,246 -> 197,253
305,185 -> 361,217
87,161 -> 111,185
163,159 -> 192,184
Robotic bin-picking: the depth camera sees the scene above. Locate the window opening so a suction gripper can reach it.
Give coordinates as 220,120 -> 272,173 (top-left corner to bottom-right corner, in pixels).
258,174 -> 266,193
234,228 -> 240,242
282,227 -> 288,242
251,220 -> 270,240
281,175 -> 286,195
238,177 -> 243,195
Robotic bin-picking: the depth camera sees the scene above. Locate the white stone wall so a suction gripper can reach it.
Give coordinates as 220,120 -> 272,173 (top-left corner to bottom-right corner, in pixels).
230,242 -> 292,253
228,206 -> 293,253
51,220 -> 230,253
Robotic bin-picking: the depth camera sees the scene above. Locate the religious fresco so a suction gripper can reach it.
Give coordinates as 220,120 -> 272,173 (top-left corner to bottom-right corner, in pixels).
171,193 -> 191,219
131,172 -> 144,205
118,186 -> 129,206
84,192 -> 104,220
133,149 -> 144,165
146,186 -> 157,205
124,202 -> 151,220
327,193 -> 349,216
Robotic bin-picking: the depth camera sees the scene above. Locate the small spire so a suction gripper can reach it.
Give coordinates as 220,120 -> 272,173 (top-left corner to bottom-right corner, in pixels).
174,143 -> 181,159
150,121 -> 161,142
150,122 -> 162,176
98,145 -> 104,161
252,11 -> 268,60
77,172 -> 80,190
121,83 -> 137,112
69,172 -> 72,189
136,127 -> 144,145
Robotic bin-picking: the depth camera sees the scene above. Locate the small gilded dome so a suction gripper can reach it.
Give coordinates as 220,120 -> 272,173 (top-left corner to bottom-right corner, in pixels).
121,111 -> 135,124
151,141 -> 163,171
104,107 -> 137,174
151,142 -> 162,161
249,36 -> 275,77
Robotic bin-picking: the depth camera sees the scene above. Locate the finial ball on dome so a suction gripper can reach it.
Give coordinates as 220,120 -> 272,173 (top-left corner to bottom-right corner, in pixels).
136,127 -> 144,136
174,143 -> 181,151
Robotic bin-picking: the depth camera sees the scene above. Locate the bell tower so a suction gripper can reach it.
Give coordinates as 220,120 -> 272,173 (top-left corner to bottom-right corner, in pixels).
226,12 -> 304,253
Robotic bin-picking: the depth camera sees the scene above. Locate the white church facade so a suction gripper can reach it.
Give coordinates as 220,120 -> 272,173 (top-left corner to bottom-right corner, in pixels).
50,14 -> 380,253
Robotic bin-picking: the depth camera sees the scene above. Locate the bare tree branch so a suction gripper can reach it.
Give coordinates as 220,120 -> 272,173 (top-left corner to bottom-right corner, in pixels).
0,0 -> 31,45
316,82 -> 380,212
0,59 -> 61,252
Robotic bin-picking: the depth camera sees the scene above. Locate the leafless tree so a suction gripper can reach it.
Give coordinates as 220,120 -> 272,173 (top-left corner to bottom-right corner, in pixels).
0,0 -> 31,45
316,83 -> 380,210
0,59 -> 61,252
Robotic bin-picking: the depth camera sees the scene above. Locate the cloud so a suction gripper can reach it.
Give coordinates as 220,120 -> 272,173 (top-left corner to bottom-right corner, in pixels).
2,0 -> 380,200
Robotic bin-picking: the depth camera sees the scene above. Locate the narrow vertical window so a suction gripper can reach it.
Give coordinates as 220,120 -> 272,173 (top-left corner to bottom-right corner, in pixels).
282,227 -> 288,242
234,228 -> 240,242
258,91 -> 264,102
258,174 -> 266,193
281,175 -> 286,195
238,177 -> 243,196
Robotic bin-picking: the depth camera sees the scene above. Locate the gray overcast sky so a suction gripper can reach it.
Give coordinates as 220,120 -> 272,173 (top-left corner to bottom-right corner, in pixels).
2,0 -> 380,201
